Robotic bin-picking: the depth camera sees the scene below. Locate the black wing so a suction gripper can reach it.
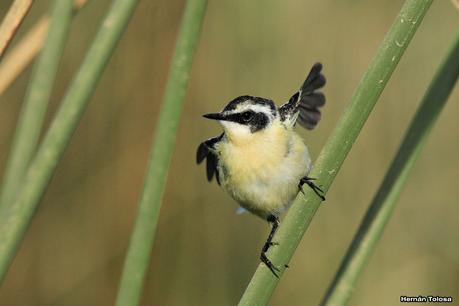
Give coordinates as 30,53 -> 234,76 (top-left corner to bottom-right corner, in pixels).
279,63 -> 326,130
196,134 -> 223,185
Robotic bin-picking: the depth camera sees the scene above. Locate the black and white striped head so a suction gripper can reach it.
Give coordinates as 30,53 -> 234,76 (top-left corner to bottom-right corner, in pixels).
203,96 -> 278,138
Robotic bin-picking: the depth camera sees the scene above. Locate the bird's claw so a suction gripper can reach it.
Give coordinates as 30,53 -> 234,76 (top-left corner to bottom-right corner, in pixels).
261,253 -> 281,277
299,176 -> 326,201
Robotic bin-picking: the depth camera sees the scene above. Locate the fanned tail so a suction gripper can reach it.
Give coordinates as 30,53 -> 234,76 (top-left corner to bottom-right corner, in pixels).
279,63 -> 326,129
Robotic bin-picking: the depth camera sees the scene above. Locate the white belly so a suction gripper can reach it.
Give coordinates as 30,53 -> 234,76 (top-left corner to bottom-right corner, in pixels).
218,129 -> 311,219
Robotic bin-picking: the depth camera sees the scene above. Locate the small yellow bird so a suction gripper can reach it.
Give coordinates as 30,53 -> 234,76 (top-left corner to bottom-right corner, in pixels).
197,63 -> 326,276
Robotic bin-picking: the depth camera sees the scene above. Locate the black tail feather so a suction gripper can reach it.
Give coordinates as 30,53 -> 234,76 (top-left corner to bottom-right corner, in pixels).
301,63 -> 326,94
297,62 -> 326,130
279,63 -> 326,129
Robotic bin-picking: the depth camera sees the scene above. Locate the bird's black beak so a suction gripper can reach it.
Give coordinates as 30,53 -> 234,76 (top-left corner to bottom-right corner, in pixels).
203,112 -> 226,121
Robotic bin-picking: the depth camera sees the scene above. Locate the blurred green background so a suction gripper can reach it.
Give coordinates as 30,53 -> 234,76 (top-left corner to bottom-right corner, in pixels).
0,0 -> 458,305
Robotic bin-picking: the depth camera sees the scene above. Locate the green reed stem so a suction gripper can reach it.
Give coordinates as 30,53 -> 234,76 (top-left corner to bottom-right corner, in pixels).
0,0 -> 139,284
0,0 -> 34,59
320,30 -> 459,306
0,0 -> 73,210
238,0 -> 432,305
114,1 -> 208,305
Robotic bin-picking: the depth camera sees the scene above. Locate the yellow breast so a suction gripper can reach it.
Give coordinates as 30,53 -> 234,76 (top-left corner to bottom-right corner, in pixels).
217,121 -> 311,218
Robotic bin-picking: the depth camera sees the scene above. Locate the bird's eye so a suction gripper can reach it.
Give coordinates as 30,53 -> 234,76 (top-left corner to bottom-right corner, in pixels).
241,111 -> 253,122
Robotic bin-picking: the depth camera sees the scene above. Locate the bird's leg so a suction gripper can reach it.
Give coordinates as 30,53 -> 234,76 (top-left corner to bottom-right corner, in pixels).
299,176 -> 326,201
263,215 -> 279,252
260,214 -> 281,277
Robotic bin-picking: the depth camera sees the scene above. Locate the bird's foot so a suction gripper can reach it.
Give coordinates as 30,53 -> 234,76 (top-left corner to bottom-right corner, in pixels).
299,176 -> 326,201
260,252 -> 281,277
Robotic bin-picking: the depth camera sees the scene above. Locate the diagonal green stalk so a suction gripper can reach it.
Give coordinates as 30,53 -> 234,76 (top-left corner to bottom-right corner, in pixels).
238,0 -> 432,305
0,0 -> 73,211
320,30 -> 459,306
0,1 -> 89,97
0,0 -> 140,284
0,0 -> 34,59
115,1 -> 208,305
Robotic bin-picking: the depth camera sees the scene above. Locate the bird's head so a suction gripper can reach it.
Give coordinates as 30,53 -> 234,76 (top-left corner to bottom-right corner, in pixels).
203,96 -> 278,142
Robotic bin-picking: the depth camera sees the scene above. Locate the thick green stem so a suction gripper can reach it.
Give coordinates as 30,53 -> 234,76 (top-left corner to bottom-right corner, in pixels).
238,0 -> 432,305
0,0 -> 139,284
0,0 -> 73,210
115,1 -> 208,305
320,30 -> 459,306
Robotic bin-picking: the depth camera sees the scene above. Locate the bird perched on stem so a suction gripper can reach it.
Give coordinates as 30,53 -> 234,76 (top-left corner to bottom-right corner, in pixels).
197,63 -> 326,276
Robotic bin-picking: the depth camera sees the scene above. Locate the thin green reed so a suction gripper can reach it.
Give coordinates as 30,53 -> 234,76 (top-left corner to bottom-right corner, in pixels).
0,0 -> 34,59
320,30 -> 459,306
0,0 -> 73,210
0,0 -> 140,283
238,0 -> 432,305
115,1 -> 208,305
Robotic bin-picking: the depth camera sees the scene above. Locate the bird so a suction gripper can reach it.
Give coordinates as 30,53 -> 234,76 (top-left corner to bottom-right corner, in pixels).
196,63 -> 326,276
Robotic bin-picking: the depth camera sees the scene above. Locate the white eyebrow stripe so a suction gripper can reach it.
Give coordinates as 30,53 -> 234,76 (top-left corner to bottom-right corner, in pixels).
226,103 -> 275,117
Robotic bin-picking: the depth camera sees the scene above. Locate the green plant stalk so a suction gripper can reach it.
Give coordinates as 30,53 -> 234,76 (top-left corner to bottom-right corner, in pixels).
0,0 -> 73,211
0,0 -> 139,283
238,0 -> 432,305
0,0 -> 34,59
0,1 -> 89,97
320,30 -> 459,306
114,1 -> 208,305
